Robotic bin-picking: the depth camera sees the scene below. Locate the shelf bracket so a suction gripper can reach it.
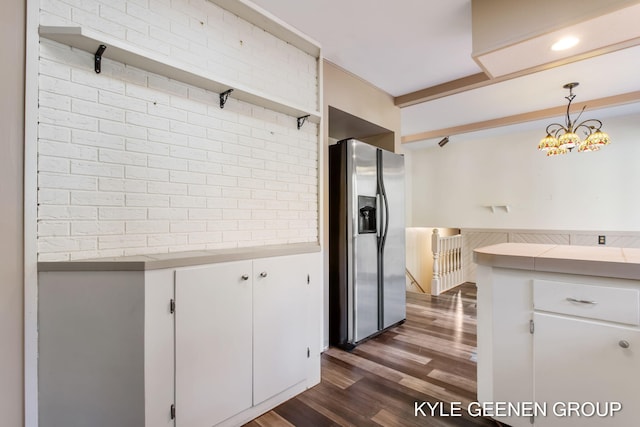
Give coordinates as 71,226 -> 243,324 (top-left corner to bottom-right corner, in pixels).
297,115 -> 310,130
219,89 -> 233,109
94,44 -> 107,74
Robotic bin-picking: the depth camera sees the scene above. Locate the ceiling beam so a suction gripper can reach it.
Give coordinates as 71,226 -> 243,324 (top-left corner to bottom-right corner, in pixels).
401,90 -> 640,144
394,73 -> 489,108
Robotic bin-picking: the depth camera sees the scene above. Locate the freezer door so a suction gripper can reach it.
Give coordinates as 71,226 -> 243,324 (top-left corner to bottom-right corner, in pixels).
348,140 -> 380,343
380,149 -> 406,328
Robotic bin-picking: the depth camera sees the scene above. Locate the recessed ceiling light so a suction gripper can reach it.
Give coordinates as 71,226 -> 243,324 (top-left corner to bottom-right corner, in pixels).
551,36 -> 579,51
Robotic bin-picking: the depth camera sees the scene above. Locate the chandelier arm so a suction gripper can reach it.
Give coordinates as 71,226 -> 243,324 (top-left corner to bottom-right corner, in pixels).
545,123 -> 567,136
564,94 -> 576,127
574,119 -> 603,134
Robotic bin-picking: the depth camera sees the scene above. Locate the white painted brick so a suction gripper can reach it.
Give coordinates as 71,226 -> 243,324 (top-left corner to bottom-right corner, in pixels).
170,195 -> 206,208
238,157 -> 265,170
170,95 -> 208,115
251,230 -> 277,241
222,164 -> 251,178
99,120 -> 147,140
188,208 -> 222,220
39,124 -> 71,142
39,75 -> 98,102
39,205 -> 97,220
74,129 -> 125,150
39,156 -> 70,173
38,236 -> 97,253
125,165 -> 169,182
148,208 -> 188,220
103,63 -> 149,86
148,154 -> 188,171
206,220 -> 238,231
71,160 -> 124,178
170,145 -> 207,161
206,197 -> 237,209
170,120 -> 206,138
71,221 -> 125,236
38,221 -> 70,237
206,174 -> 237,187
126,110 -> 169,130
222,230 -> 251,242
170,221 -> 206,233
126,139 -> 170,156
188,231 -> 222,245
208,151 -> 238,166
99,235 -> 147,249
237,178 -> 264,190
123,246 -> 166,256
99,4 -> 149,35
126,221 -> 169,234
71,68 -> 126,95
125,193 -> 169,207
251,210 -> 277,220
187,160 -> 222,175
40,107 -> 98,132
148,181 -> 188,195
71,191 -> 124,206
38,189 -> 70,205
149,26 -> 189,49
40,91 -> 71,111
222,187 -> 250,200
125,84 -> 171,104
127,2 -> 171,31
251,189 -> 277,200
98,207 -> 147,220
99,148 -> 147,166
148,234 -> 188,247
98,178 -> 147,193
40,0 -> 72,20
125,29 -> 171,56
237,199 -> 265,210
238,220 -> 264,230
188,184 -> 221,197
99,91 -> 146,113
222,209 -> 251,220
187,111 -> 219,129
148,102 -> 188,122
188,136 -> 222,153
38,173 -> 96,191
170,170 -> 206,184
38,252 -> 71,261
40,140 -> 98,161
265,180 -> 288,191
251,148 -> 277,161
149,75 -> 189,98
252,169 -> 277,181
148,128 -> 188,146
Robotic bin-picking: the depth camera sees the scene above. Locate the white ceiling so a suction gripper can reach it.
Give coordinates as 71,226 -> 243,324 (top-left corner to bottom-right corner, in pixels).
249,0 -> 640,144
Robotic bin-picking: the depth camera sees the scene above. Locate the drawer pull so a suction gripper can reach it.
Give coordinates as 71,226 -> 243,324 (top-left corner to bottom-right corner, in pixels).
566,297 -> 597,305
259,271 -> 268,278
241,274 -> 249,281
619,340 -> 630,349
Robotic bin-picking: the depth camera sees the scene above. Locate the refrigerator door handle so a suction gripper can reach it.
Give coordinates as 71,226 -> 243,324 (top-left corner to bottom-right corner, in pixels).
375,193 -> 382,238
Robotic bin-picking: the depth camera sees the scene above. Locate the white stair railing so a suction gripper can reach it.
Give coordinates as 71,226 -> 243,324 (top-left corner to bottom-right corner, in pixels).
431,229 -> 464,295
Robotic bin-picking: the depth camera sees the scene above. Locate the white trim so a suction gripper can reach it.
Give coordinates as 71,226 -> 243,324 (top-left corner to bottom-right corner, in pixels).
24,0 -> 40,425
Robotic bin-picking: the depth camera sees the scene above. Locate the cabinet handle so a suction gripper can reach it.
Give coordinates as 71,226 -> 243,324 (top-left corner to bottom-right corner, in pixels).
566,297 -> 597,305
259,271 -> 268,278
241,274 -> 249,281
619,340 -> 630,349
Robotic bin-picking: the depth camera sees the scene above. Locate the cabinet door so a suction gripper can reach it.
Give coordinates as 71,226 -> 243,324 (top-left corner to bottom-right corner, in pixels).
175,261 -> 253,427
534,313 -> 640,426
253,254 -> 310,404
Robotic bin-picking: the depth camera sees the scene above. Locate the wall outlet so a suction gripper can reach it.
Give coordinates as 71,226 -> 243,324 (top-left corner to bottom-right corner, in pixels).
598,235 -> 606,245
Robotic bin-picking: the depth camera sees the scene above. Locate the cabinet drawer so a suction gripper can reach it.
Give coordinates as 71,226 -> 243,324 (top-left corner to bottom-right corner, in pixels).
533,280 -> 640,325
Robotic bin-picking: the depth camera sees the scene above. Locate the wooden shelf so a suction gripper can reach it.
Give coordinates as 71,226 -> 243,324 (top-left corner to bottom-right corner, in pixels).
39,26 -> 321,124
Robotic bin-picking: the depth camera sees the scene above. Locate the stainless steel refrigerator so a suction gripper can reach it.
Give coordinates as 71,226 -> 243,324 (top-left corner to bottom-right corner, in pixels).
329,138 -> 406,350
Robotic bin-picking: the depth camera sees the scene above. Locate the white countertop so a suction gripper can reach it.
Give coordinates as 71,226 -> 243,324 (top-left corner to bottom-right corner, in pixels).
474,243 -> 640,280
38,242 -> 320,272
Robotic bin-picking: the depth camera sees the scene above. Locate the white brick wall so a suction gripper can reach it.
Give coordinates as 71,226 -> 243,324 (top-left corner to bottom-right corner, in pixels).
37,0 -> 319,261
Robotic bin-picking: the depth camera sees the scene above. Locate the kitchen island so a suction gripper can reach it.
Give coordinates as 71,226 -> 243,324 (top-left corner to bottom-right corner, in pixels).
474,243 -> 640,427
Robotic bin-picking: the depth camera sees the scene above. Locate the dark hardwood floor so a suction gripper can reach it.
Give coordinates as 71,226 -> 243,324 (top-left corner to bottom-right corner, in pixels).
245,283 -> 504,427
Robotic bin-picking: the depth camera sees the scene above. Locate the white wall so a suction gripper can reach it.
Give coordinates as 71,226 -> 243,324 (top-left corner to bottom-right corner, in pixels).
37,0 -> 319,260
1,0 -> 25,424
407,109 -> 640,231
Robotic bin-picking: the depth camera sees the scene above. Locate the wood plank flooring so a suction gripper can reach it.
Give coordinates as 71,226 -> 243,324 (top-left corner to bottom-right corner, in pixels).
245,283 -> 505,427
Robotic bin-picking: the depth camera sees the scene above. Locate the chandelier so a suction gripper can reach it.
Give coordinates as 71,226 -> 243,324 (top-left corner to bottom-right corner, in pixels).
538,82 -> 611,156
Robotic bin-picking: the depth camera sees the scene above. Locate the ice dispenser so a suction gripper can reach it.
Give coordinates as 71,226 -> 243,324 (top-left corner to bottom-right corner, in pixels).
358,196 -> 377,234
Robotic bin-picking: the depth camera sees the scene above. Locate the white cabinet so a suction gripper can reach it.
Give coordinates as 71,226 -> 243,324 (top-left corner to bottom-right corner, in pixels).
38,248 -> 321,427
253,255 -> 309,404
175,261 -> 253,427
534,313 -> 640,426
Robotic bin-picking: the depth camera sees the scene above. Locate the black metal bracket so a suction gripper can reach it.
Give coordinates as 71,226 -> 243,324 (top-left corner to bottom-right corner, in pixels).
297,115 -> 310,130
219,89 -> 233,109
94,44 -> 107,74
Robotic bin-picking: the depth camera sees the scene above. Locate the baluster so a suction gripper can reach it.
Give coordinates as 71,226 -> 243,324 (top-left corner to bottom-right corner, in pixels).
431,229 -> 441,295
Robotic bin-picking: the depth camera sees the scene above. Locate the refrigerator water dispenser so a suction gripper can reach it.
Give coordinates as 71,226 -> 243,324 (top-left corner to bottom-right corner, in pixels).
358,196 -> 377,234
